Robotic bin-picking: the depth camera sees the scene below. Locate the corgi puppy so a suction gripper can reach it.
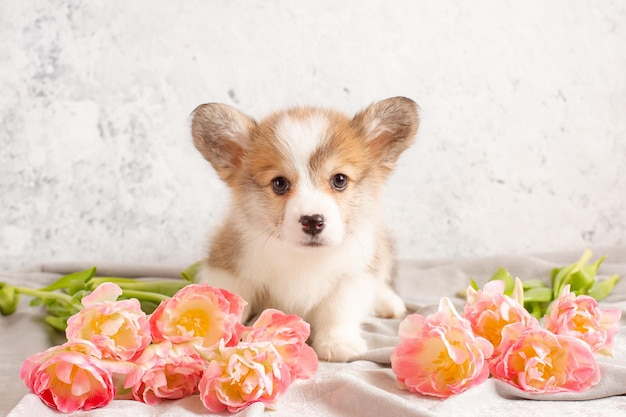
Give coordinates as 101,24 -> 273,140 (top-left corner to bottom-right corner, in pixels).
191,97 -> 419,361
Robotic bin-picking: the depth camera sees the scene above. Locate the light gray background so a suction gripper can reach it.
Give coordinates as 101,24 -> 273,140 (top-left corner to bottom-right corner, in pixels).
1,0 -> 625,271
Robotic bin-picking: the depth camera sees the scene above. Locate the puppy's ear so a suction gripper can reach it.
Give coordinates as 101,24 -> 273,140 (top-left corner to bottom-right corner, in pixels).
352,97 -> 419,173
191,103 -> 256,185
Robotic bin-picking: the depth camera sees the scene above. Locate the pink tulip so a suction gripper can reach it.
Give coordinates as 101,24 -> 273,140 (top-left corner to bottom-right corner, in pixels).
20,341 -> 132,412
198,341 -> 291,413
490,326 -> 600,393
149,284 -> 246,350
243,309 -> 318,380
390,298 -> 493,398
66,283 -> 151,361
464,279 -> 539,348
124,341 -> 206,405
544,285 -> 622,356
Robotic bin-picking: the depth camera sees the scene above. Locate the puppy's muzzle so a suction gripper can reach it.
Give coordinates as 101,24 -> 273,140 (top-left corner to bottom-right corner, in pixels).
299,214 -> 325,236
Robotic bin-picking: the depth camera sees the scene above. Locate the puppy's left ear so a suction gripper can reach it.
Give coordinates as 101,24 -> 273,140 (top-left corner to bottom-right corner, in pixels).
352,97 -> 420,173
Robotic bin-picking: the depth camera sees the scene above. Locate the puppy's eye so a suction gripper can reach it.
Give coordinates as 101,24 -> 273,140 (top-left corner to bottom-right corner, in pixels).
330,173 -> 348,191
271,176 -> 290,195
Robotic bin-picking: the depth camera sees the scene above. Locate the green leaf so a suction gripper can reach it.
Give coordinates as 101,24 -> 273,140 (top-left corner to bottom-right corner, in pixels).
68,278 -> 88,295
138,299 -> 160,315
469,278 -> 479,291
71,290 -> 89,304
588,274 -> 620,301
551,250 -> 593,298
39,267 -> 97,292
180,261 -> 202,283
523,287 -> 553,303
525,301 -> 545,319
522,279 -> 549,289
489,267 -> 515,296
41,298 -> 80,319
44,315 -> 68,332
568,269 -> 595,295
587,256 -> 607,276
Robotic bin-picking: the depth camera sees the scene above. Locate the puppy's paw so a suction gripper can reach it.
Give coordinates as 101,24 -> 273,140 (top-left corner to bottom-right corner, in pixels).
312,334 -> 367,362
374,286 -> 407,319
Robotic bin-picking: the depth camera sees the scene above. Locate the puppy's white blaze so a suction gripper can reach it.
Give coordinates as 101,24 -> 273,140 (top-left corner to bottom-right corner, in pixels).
282,183 -> 345,247
274,112 -> 330,168
274,112 -> 344,247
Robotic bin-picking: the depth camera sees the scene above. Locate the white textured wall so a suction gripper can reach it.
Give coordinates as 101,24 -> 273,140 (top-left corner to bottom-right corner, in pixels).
1,0 -> 625,271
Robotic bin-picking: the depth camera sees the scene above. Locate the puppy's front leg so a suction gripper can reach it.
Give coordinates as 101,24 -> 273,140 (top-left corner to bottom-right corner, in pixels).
310,276 -> 375,362
374,282 -> 407,319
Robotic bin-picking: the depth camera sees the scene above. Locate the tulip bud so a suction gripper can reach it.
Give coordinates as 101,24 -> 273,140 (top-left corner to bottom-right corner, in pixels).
0,282 -> 20,315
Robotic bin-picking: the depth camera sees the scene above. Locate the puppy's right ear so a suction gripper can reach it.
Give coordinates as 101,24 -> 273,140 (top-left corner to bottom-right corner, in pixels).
191,103 -> 256,185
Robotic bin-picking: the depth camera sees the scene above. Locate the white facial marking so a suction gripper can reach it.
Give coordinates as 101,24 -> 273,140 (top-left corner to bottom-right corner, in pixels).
274,112 -> 330,167
274,113 -> 345,248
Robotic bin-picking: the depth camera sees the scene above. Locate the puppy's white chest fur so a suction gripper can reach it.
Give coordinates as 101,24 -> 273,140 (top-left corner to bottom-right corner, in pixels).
241,224 -> 376,317
191,97 -> 420,361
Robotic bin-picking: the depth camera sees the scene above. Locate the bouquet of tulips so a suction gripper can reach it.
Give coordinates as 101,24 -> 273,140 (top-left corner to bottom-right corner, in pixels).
391,250 -> 621,398
0,265 -> 318,413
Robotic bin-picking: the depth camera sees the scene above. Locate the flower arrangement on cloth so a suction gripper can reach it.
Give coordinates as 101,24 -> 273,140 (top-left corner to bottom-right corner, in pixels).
2,250 -> 621,409
14,280 -> 318,413
391,250 -> 621,398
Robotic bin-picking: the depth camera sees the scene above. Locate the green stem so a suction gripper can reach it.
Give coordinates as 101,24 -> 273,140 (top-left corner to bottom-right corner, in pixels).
89,277 -> 140,285
14,286 -> 83,310
89,278 -> 187,296
120,289 -> 170,304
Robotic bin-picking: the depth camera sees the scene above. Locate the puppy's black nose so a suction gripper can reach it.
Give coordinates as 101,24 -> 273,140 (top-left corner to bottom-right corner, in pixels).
300,214 -> 325,236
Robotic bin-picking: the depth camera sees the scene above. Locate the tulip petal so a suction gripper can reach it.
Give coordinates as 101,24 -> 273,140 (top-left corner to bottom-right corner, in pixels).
82,283 -> 123,306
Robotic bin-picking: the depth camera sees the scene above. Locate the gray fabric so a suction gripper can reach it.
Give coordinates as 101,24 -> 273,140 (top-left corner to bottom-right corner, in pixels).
2,247 -> 626,416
